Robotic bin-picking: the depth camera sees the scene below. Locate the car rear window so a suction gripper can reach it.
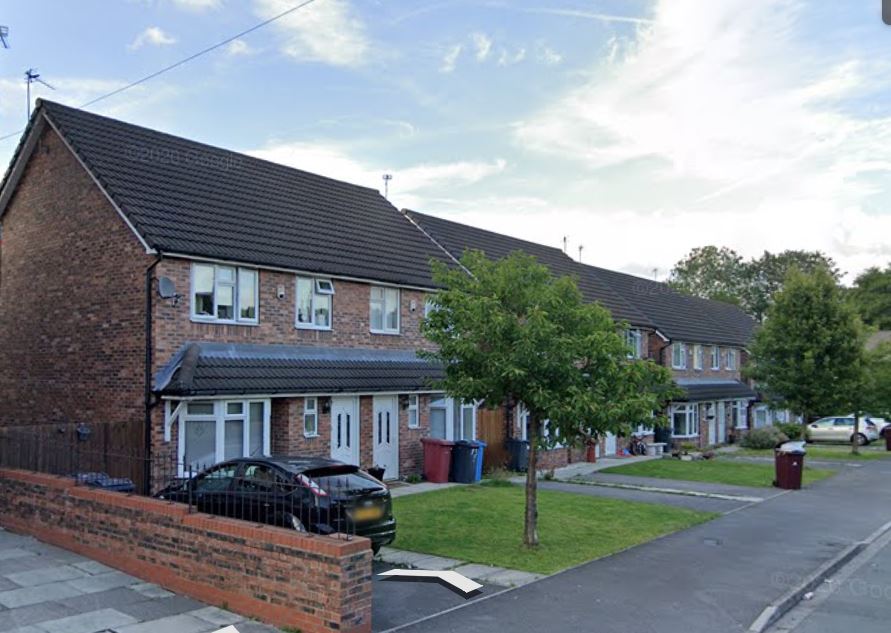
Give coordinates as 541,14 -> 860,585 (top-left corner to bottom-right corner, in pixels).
305,467 -> 383,494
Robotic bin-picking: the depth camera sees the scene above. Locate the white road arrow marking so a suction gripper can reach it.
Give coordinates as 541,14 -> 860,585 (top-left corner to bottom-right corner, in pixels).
211,627 -> 240,633
378,569 -> 484,595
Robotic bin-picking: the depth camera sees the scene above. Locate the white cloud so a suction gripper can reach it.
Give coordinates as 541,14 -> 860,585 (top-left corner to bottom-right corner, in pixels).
472,32 -> 492,61
226,39 -> 253,56
440,44 -> 462,73
128,26 -> 176,50
525,8 -> 653,26
246,140 -> 506,207
497,47 -> 526,67
511,0 -> 891,280
254,0 -> 370,67
170,0 -> 222,10
536,44 -> 562,65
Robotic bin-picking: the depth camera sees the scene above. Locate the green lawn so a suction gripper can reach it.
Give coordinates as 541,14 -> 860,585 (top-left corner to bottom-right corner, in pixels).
598,457 -> 835,488
392,482 -> 716,574
731,445 -> 891,461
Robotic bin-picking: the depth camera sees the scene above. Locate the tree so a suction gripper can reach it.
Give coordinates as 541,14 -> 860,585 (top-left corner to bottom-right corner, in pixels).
743,250 -> 841,322
668,246 -> 746,305
747,268 -> 866,443
862,342 -> 891,419
422,251 -> 677,547
849,265 -> 891,330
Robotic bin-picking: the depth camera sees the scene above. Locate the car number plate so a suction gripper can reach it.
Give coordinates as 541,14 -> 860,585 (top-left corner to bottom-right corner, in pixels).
353,506 -> 383,521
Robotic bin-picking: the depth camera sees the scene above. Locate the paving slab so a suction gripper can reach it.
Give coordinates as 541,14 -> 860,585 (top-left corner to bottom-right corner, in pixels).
408,555 -> 463,571
0,600 -> 78,631
37,607 -> 138,633
0,581 -> 84,609
484,568 -> 544,587
4,564 -> 89,588
377,548 -> 436,567
451,563 -> 506,582
115,612 -> 217,633
64,570 -> 139,594
0,578 -> 18,593
0,550 -> 37,563
117,594 -> 206,621
390,481 -> 461,498
189,606 -> 244,626
129,582 -> 174,599
55,586 -> 153,615
70,560 -> 115,576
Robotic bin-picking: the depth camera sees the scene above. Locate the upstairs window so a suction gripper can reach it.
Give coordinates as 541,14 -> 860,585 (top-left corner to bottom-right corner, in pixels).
370,286 -> 400,334
726,348 -> 737,370
191,263 -> 258,324
296,277 -> 334,330
693,344 -> 704,370
711,345 -> 720,370
625,329 -> 642,359
671,343 -> 687,369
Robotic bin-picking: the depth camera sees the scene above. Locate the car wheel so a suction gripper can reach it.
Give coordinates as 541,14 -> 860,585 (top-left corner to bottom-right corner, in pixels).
851,433 -> 868,446
285,513 -> 306,532
372,543 -> 382,556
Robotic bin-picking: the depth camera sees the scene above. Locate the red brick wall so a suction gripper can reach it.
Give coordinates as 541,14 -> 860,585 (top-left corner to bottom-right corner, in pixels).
0,468 -> 372,633
152,257 -> 434,376
661,341 -> 743,381
0,127 -> 150,434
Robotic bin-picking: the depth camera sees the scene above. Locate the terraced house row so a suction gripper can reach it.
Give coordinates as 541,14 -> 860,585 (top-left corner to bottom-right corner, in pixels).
0,101 -> 785,488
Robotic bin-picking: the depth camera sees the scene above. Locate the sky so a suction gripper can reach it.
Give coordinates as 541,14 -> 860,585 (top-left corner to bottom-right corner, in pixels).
1,0 -> 890,282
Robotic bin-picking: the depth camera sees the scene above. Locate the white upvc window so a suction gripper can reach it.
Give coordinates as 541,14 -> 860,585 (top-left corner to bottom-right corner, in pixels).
734,400 -> 748,429
454,400 -> 477,441
429,395 -> 451,440
424,297 -> 437,318
178,399 -> 270,475
671,403 -> 699,437
672,343 -> 687,369
407,394 -> 420,428
754,406 -> 768,428
711,345 -> 721,370
693,344 -> 703,370
191,263 -> 258,324
303,397 -> 319,437
370,286 -> 400,334
516,403 -> 531,441
726,348 -> 737,370
625,329 -> 643,359
295,277 -> 334,330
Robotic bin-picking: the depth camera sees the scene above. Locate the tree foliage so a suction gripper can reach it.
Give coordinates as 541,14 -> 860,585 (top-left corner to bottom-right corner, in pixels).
862,342 -> 891,419
848,264 -> 891,330
669,246 -> 841,322
746,268 -> 866,437
422,251 -> 677,546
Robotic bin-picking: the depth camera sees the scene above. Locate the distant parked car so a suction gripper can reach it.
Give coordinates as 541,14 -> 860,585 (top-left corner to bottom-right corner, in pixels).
156,457 -> 396,553
806,416 -> 881,445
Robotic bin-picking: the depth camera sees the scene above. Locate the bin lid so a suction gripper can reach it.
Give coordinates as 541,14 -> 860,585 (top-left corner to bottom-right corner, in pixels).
454,439 -> 477,447
777,440 -> 807,454
421,437 -> 455,446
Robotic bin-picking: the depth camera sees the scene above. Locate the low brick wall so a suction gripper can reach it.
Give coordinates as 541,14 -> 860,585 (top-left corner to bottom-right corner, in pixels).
0,468 -> 372,633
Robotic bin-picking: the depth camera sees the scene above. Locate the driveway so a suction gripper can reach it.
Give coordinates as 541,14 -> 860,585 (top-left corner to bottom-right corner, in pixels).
380,458 -> 891,633
0,529 -> 278,633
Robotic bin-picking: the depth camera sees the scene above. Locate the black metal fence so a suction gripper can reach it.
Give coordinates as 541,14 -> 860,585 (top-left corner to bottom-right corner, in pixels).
0,429 -> 380,542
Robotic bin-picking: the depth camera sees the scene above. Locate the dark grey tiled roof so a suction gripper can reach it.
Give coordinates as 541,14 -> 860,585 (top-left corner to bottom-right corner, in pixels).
405,210 -> 654,328
156,342 -> 444,396
35,100 -> 451,288
579,265 -> 756,347
675,380 -> 757,402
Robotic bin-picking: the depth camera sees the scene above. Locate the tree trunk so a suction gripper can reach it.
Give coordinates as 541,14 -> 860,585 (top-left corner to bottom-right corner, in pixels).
524,416 -> 540,548
799,410 -> 807,440
852,411 -> 860,456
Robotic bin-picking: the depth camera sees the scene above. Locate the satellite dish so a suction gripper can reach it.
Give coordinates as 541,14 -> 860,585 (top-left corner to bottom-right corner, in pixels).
158,277 -> 177,299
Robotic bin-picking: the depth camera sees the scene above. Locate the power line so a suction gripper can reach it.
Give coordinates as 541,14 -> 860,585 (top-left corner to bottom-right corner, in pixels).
0,0 -> 319,143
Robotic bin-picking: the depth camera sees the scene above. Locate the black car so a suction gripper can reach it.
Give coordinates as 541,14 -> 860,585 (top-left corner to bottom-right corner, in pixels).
156,456 -> 396,552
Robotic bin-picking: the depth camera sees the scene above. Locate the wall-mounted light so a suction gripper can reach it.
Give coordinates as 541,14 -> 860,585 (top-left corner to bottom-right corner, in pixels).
409,299 -> 417,313
277,285 -> 286,300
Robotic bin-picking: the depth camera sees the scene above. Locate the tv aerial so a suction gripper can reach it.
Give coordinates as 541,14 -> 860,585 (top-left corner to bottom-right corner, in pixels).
25,68 -> 55,119
0,26 -> 10,49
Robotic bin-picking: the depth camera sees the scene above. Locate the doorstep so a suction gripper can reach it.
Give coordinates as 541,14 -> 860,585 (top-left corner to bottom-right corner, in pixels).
377,547 -> 544,587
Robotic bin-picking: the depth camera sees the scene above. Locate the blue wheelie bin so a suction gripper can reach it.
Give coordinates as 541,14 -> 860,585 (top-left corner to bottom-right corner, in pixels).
474,440 -> 487,482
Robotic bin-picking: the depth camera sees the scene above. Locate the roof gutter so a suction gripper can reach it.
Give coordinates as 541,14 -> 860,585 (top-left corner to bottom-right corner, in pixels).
144,253 -> 163,494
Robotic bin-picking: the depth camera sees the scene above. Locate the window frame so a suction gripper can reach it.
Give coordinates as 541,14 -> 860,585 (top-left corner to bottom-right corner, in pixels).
295,276 -> 334,331
190,263 -> 259,325
303,397 -> 319,437
693,344 -> 703,370
726,348 -> 737,370
407,394 -> 420,429
711,345 -> 720,370
671,403 -> 699,438
370,286 -> 401,334
625,329 -> 642,359
671,343 -> 687,369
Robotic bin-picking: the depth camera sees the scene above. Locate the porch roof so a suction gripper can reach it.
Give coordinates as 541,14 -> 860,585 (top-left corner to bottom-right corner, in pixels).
674,379 -> 757,402
155,342 -> 445,397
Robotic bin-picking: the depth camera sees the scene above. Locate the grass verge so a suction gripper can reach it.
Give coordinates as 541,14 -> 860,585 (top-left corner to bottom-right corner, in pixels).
598,457 -> 835,488
392,481 -> 716,574
730,445 -> 891,461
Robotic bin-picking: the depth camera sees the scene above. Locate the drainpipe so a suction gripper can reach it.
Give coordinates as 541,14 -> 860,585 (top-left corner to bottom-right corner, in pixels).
144,253 -> 163,494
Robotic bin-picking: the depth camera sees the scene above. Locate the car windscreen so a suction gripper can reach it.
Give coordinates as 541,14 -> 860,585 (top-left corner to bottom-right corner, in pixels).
305,467 -> 384,495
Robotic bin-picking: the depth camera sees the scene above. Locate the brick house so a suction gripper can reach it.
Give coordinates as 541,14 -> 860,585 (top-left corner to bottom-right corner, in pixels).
0,100 -> 764,488
0,100 -> 458,488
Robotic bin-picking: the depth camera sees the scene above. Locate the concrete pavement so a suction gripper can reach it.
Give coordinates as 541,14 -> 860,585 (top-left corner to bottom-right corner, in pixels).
0,528 -> 278,633
380,456 -> 891,633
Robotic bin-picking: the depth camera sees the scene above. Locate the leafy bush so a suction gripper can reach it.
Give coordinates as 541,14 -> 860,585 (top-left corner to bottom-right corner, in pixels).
741,426 -> 789,449
776,422 -> 804,440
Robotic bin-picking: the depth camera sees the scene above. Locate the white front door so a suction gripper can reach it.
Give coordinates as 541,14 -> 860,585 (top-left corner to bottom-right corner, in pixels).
372,396 -> 399,480
605,432 -> 617,455
717,402 -> 726,443
330,397 -> 359,465
707,403 -> 717,444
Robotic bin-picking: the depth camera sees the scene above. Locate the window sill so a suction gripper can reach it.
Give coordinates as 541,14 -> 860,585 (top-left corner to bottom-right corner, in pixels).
407,425 -> 420,430
370,329 -> 401,336
303,432 -> 320,439
295,324 -> 332,332
190,317 -> 259,327
671,433 -> 700,438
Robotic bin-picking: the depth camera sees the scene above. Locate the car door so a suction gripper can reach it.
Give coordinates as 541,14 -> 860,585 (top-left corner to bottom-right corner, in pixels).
191,462 -> 238,516
235,462 -> 284,525
832,417 -> 854,442
807,418 -> 833,442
